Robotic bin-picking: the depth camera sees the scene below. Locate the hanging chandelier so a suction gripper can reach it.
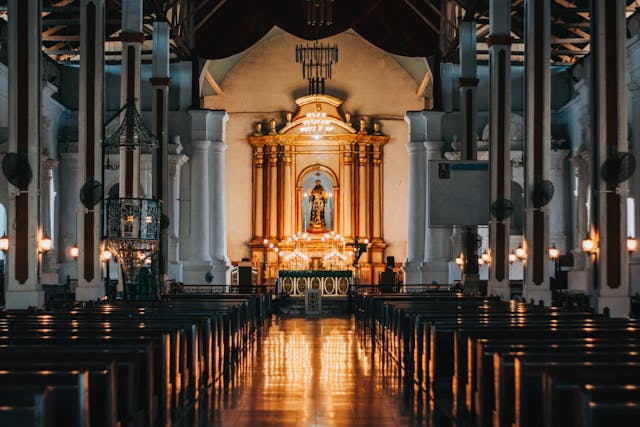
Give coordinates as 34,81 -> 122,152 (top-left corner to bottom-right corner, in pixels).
296,0 -> 338,95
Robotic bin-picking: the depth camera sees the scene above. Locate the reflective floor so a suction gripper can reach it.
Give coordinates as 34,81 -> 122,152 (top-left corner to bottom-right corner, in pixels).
184,316 -> 436,426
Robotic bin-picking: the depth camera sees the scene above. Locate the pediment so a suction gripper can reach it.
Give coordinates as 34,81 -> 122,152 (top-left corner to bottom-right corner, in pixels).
279,94 -> 357,136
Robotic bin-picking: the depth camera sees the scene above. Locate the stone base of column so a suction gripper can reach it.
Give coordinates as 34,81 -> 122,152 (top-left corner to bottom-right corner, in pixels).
462,273 -> 481,296
566,269 -> 591,293
76,286 -> 105,302
57,262 -> 77,285
402,259 -> 423,285
5,289 -> 45,310
596,295 -> 631,318
523,286 -> 552,306
420,261 -> 449,285
169,262 -> 184,283
208,258 -> 231,286
183,260 -> 213,285
487,282 -> 510,300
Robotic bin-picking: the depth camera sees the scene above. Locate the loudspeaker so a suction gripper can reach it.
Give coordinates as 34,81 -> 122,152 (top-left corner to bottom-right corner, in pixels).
386,256 -> 395,269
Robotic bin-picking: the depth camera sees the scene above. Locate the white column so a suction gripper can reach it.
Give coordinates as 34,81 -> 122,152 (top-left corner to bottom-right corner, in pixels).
422,138 -> 452,284
487,0 -> 512,299
342,148 -> 353,238
208,111 -> 230,285
549,149 -> 570,253
139,155 -> 153,197
40,156 -> 59,284
523,0 -> 552,305
5,0 -> 43,309
75,0 -> 105,301
629,80 -> 640,295
402,112 -> 427,285
57,151 -> 79,283
182,110 -> 215,284
591,0 -> 629,317
167,151 -> 188,282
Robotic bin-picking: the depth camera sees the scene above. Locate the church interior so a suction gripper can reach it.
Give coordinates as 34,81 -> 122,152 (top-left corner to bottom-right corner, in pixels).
1,0 -> 640,425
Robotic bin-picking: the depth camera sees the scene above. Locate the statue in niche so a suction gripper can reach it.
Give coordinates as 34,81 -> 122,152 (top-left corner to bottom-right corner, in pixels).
308,179 -> 328,232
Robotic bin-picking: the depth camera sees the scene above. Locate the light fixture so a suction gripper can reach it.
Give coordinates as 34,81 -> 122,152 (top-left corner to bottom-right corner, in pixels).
0,234 -> 8,252
69,244 -> 80,260
548,244 -> 560,260
101,249 -> 113,262
628,236 -> 638,253
582,235 -> 595,253
481,251 -> 490,264
137,251 -> 146,261
515,244 -> 526,260
508,252 -> 518,264
477,257 -> 485,266
455,255 -> 464,267
40,234 -> 53,254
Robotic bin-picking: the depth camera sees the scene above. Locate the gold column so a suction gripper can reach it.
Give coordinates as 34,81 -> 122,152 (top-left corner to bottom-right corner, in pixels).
358,143 -> 368,239
253,145 -> 264,239
283,148 -> 292,237
268,144 -> 278,239
372,143 -> 382,240
342,144 -> 353,238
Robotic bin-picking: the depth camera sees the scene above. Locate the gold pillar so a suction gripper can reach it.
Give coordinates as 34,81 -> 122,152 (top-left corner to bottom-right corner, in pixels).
253,145 -> 264,239
283,148 -> 292,237
342,145 -> 353,238
268,144 -> 278,239
372,143 -> 382,240
358,143 -> 368,238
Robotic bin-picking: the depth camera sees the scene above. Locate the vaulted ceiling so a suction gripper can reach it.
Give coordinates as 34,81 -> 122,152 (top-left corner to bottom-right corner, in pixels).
0,0 -> 638,65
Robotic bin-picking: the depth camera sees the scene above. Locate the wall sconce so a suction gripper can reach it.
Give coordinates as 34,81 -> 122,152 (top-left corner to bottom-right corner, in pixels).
508,252 -> 518,264
515,244 -> 526,260
69,244 -> 80,260
40,234 -> 53,254
477,257 -> 485,266
481,251 -> 491,264
0,234 -> 8,253
548,244 -> 560,260
581,235 -> 595,253
101,249 -> 113,262
454,255 -> 464,267
627,236 -> 638,253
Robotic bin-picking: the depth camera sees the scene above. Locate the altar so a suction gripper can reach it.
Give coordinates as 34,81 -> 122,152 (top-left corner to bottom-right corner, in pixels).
278,270 -> 352,296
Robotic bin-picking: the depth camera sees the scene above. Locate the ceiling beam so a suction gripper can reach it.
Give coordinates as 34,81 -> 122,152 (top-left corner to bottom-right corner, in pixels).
194,0 -> 227,32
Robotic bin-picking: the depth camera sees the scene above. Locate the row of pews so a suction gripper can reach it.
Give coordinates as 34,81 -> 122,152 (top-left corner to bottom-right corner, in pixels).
0,293 -> 272,427
355,292 -> 640,427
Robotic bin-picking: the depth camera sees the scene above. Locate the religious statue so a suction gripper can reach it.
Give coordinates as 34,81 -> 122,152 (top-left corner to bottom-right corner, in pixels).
308,179 -> 328,232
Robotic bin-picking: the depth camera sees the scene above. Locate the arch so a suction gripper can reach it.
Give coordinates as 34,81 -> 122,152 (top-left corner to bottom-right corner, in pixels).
296,164 -> 338,188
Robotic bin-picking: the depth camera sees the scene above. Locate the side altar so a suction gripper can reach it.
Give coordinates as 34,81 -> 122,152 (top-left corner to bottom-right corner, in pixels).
248,94 -> 390,285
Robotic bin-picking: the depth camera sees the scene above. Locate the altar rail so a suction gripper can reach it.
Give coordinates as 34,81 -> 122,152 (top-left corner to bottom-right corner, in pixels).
278,270 -> 352,296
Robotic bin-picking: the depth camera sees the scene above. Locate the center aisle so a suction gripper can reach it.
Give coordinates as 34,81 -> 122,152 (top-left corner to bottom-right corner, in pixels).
203,316 -> 429,427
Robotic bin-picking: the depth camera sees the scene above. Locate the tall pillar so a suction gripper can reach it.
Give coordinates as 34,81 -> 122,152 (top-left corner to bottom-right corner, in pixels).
591,0 -> 629,317
183,110 -> 213,284
57,151 -> 79,282
458,19 -> 480,288
5,0 -> 43,309
208,111 -> 231,285
76,0 -> 105,301
523,0 -> 551,305
268,144 -> 278,239
372,143 -> 382,241
549,149 -> 570,253
119,0 -> 142,199
487,0 -> 512,299
629,80 -> 640,295
40,156 -> 59,284
402,112 -> 427,285
253,144 -> 265,239
357,143 -> 368,238
283,148 -> 293,237
151,20 -> 171,284
167,151 -> 188,282
422,136 -> 452,284
341,146 -> 353,238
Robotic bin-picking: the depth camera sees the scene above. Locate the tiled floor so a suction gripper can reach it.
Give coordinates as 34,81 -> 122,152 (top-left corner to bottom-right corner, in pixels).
187,316 -> 432,427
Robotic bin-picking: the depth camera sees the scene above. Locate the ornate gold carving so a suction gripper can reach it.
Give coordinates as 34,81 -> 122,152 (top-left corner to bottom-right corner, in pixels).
286,112 -> 293,123
344,112 -> 351,124
269,119 -> 277,134
373,122 -> 381,134
359,118 -> 367,133
254,122 -> 263,135
343,155 -> 353,165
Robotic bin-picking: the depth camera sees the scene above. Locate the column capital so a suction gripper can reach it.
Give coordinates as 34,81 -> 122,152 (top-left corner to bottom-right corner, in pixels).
188,109 -> 228,142
550,148 -> 570,171
210,139 -> 227,152
191,139 -> 211,151
168,153 -> 188,170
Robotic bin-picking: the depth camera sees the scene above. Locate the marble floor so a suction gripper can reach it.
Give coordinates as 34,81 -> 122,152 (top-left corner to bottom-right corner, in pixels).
183,316 -> 436,426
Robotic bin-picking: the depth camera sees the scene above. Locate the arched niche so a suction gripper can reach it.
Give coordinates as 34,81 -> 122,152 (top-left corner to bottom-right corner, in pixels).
297,164 -> 339,233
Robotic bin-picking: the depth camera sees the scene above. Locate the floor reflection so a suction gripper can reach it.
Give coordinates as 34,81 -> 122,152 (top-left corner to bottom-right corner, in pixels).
187,316 -> 433,426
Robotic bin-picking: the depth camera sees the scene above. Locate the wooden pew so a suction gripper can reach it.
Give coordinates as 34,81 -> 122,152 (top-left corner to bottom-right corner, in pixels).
0,385 -> 53,427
